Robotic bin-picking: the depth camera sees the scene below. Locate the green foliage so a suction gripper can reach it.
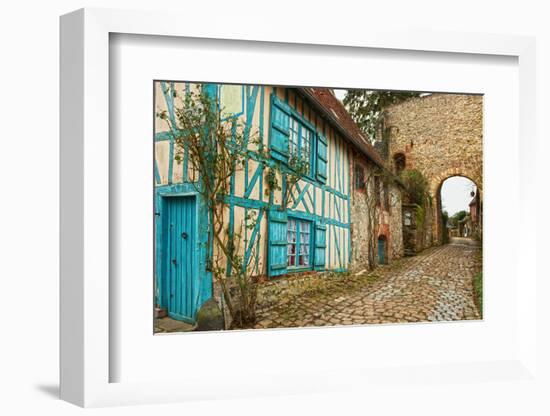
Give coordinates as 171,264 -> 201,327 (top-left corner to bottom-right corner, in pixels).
447,210 -> 469,227
343,90 -> 420,140
441,210 -> 449,244
400,169 -> 428,206
473,271 -> 483,318
454,210 -> 468,222
264,154 -> 309,210
415,204 -> 425,229
264,166 -> 280,194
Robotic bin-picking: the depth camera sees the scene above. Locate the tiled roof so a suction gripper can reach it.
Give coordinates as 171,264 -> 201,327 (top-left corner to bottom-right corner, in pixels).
299,87 -> 386,168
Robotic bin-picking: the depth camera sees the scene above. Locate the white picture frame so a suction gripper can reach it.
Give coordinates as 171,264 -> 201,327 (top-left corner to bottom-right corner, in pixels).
60,8 -> 538,408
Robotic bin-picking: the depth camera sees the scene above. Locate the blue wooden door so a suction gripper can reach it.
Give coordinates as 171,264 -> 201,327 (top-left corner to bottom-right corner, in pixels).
164,196 -> 196,322
378,237 -> 386,265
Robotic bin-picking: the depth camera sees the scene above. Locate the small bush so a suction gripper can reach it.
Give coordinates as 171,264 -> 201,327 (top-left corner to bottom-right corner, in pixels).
473,271 -> 483,318
401,169 -> 428,206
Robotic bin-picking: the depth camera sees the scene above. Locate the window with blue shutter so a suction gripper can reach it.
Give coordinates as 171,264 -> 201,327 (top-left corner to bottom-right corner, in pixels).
269,96 -> 291,163
288,118 -> 312,175
270,94 -> 318,177
316,133 -> 328,183
267,209 -> 288,277
314,222 -> 326,270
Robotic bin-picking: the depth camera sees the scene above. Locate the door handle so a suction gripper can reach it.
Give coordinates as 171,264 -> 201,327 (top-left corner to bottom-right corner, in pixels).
171,258 -> 177,266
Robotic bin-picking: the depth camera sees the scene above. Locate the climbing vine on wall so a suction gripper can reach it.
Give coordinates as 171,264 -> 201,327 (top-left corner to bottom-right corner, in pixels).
156,86 -> 308,328
263,155 -> 309,210
400,169 -> 428,206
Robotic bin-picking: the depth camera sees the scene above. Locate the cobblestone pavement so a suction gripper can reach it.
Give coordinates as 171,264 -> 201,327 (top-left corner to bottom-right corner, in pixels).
254,240 -> 482,329
155,316 -> 196,333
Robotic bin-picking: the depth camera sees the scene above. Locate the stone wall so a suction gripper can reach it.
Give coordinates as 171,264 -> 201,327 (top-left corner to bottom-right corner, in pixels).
386,93 -> 483,245
402,201 -> 434,255
350,184 -> 372,269
350,152 -> 403,270
388,183 -> 404,258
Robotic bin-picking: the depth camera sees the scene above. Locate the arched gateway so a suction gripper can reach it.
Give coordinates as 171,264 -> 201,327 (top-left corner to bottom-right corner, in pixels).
384,93 -> 483,246
432,169 -> 482,244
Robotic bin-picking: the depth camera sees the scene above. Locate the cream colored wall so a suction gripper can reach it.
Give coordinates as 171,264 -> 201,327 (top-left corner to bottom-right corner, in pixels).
154,81 -> 200,186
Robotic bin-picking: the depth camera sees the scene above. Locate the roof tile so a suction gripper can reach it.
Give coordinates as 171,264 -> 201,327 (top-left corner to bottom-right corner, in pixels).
300,87 -> 386,168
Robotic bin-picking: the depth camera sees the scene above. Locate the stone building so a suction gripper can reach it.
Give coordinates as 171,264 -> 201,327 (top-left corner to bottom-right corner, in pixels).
384,93 -> 483,245
469,189 -> 482,239
350,149 -> 404,268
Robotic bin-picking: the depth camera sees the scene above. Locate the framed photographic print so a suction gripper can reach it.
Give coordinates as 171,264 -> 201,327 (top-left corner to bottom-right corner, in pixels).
60,7 -> 538,408
151,80 -> 483,334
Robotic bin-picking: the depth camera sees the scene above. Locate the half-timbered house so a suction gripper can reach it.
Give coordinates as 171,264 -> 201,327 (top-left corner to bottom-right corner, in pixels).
154,82 -> 403,323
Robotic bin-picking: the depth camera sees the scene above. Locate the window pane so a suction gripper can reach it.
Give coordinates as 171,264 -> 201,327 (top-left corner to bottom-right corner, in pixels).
289,118 -> 299,156
288,255 -> 295,266
301,128 -> 310,158
288,219 -> 311,267
287,219 -> 297,266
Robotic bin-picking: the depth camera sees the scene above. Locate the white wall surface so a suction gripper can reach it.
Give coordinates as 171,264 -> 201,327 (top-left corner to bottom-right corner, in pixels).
0,1 -> 548,415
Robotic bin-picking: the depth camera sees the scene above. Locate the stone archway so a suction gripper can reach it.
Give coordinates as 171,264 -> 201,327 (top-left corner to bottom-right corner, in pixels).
384,93 -> 484,247
430,167 -> 482,245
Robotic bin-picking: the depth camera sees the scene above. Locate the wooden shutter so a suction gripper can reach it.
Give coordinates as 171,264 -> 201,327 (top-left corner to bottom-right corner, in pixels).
269,95 -> 291,163
268,209 -> 288,277
314,222 -> 326,270
316,133 -> 328,183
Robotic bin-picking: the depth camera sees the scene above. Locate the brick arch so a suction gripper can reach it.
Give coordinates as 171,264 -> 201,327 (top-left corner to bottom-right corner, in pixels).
430,167 -> 482,245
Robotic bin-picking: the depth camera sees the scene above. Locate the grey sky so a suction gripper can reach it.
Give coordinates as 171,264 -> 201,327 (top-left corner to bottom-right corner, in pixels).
334,89 -> 347,101
441,176 -> 476,216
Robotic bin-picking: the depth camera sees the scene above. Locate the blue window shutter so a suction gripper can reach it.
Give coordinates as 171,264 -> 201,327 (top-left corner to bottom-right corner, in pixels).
314,222 -> 326,270
269,95 -> 290,163
316,133 -> 328,183
268,209 -> 288,277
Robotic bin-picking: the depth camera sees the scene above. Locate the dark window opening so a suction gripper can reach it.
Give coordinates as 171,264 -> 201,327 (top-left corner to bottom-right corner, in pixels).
393,153 -> 406,175
354,164 -> 365,190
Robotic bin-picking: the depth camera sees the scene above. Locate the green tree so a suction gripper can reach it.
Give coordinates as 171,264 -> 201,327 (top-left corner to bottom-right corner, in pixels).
343,90 -> 420,140
448,210 -> 468,227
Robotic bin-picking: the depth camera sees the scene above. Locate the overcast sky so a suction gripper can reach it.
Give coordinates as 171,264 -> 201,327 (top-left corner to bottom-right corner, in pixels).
334,89 -> 347,101
441,176 -> 476,216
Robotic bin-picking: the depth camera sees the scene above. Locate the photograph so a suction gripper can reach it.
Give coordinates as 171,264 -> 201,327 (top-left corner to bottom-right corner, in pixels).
3,0 -> 546,412
153,82 -> 483,333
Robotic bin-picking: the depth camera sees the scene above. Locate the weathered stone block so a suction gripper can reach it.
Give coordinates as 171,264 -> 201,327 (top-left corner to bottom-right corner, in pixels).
195,298 -> 225,331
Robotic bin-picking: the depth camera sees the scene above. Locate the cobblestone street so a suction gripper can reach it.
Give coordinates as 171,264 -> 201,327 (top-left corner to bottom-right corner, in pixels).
254,238 -> 482,329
